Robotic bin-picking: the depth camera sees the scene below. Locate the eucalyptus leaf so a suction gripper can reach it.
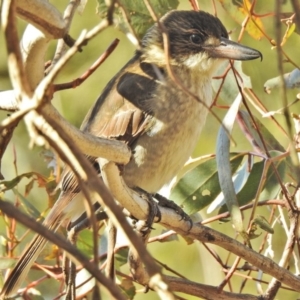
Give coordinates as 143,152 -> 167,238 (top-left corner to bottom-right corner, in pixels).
237,110 -> 285,153
264,68 -> 300,93
77,230 -> 93,256
207,157 -> 253,213
219,150 -> 286,213
75,269 -> 95,297
237,111 -> 294,181
0,172 -> 39,192
12,189 -> 42,220
216,94 -> 244,233
115,248 -> 129,269
253,215 -> 274,234
119,278 -> 136,300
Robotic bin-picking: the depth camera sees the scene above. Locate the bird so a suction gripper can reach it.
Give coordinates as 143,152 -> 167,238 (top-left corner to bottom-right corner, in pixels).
1,10 -> 262,298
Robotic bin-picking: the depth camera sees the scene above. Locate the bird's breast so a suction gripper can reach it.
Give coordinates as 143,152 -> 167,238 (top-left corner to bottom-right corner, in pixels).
123,74 -> 213,193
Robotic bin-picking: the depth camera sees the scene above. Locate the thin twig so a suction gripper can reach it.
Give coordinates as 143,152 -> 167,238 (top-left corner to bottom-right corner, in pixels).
53,39 -> 120,92
47,0 -> 82,73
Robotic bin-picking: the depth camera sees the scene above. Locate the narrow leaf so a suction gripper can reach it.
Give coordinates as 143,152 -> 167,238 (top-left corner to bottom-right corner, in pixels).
208,157 -> 253,213
237,110 -> 286,153
264,68 -> 300,93
13,189 -> 42,220
0,172 -> 37,192
216,93 -> 244,233
219,150 -> 287,213
119,278 -> 136,300
253,215 -> 274,234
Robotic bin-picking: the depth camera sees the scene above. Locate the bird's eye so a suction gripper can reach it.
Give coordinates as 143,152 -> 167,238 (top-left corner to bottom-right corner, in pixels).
190,34 -> 202,44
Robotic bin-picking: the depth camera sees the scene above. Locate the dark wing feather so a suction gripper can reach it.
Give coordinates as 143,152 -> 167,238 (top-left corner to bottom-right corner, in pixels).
61,55 -> 164,194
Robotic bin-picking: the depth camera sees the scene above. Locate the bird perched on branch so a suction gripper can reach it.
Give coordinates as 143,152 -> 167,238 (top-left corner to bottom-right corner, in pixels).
1,10 -> 262,298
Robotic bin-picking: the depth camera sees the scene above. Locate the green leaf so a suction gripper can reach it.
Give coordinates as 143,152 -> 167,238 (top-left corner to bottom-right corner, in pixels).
237,111 -> 294,181
13,189 -> 42,220
119,278 -> 136,300
115,248 -> 129,269
219,150 -> 286,213
77,230 -> 94,256
237,110 -> 286,153
170,153 -> 244,215
216,94 -> 244,233
207,158 -> 253,213
0,172 -> 38,192
97,0 -> 179,39
258,153 -> 286,202
253,215 -> 274,234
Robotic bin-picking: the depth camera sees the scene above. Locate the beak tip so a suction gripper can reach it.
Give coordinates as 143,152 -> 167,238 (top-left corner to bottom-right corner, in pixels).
253,50 -> 263,62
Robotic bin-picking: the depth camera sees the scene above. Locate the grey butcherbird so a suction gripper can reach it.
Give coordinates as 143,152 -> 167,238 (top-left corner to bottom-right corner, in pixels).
1,10 -> 262,298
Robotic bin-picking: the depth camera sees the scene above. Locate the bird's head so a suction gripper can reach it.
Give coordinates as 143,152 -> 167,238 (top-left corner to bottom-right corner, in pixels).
141,10 -> 262,74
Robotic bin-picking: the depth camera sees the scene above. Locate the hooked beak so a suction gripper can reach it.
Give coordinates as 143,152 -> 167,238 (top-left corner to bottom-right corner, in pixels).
203,37 -> 262,61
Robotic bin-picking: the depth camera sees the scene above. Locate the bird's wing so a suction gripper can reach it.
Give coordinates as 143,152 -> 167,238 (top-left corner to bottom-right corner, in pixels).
81,57 -> 160,145
61,57 -> 163,195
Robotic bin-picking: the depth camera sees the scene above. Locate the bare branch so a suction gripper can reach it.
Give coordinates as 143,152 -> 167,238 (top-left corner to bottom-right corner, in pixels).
16,0 -> 66,39
0,199 -> 126,300
167,276 -> 260,300
48,0 -> 83,72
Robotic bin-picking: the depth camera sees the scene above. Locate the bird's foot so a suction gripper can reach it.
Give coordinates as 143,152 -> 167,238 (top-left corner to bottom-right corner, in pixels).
154,193 -> 193,229
133,187 -> 161,228
134,188 -> 192,230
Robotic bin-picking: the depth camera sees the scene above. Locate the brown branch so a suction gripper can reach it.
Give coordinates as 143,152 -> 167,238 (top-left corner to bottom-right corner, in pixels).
170,224 -> 300,292
167,276 -> 260,300
264,207 -> 299,298
0,199 -> 126,300
0,0 -> 33,178
46,0 -> 84,74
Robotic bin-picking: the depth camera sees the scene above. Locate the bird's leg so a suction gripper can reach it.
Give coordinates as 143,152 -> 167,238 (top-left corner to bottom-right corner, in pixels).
135,187 -> 161,228
68,202 -> 107,233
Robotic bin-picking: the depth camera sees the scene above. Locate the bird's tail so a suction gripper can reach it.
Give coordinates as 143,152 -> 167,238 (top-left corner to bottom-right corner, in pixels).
0,233 -> 49,298
0,212 -> 64,300
0,192 -> 82,298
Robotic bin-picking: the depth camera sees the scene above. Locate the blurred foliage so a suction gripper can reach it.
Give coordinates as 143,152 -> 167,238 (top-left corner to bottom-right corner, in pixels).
1,0 -> 300,299
97,0 -> 179,39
